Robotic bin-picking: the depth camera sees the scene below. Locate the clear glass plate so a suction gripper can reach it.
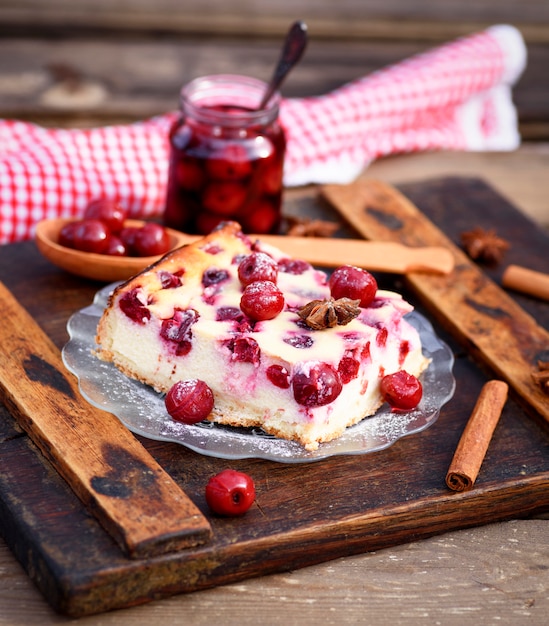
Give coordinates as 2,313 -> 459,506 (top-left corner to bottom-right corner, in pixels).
62,283 -> 456,463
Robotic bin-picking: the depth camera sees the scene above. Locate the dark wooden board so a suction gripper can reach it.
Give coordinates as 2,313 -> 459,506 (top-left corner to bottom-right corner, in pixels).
322,179 -> 549,423
0,281 -> 212,559
0,177 -> 548,617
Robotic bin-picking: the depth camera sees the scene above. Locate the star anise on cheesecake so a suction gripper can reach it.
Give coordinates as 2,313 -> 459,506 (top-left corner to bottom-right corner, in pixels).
298,297 -> 361,330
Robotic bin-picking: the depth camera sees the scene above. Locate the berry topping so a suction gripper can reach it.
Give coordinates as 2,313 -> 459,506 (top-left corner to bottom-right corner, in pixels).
292,362 -> 343,407
380,370 -> 423,411
165,379 -> 214,424
158,270 -> 183,289
216,306 -> 245,322
202,267 -> 230,287
399,340 -> 411,366
240,281 -> 285,321
329,265 -> 378,308
226,336 -> 261,365
119,288 -> 151,324
160,309 -> 198,356
338,356 -> 360,384
201,242 -> 223,255
266,364 -> 291,389
283,334 -> 314,349
376,326 -> 388,348
237,252 -> 278,287
278,258 -> 310,275
205,469 -> 255,516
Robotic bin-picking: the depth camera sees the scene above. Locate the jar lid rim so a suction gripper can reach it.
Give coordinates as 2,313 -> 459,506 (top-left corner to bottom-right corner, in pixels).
180,74 -> 280,125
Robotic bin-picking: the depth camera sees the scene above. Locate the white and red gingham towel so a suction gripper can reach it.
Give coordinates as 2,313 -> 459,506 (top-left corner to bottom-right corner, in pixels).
0,25 -> 526,244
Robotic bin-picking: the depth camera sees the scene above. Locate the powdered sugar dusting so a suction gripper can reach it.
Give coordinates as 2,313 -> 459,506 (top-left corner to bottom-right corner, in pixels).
63,283 -> 455,463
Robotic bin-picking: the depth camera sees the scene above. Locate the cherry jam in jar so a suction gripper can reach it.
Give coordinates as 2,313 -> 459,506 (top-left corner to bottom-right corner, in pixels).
164,74 -> 286,235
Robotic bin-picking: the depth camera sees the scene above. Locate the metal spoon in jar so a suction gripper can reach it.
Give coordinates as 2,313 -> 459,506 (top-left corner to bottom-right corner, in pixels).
258,21 -> 308,110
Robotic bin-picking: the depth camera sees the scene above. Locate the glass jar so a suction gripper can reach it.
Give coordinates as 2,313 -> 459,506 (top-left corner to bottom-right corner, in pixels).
163,74 -> 286,235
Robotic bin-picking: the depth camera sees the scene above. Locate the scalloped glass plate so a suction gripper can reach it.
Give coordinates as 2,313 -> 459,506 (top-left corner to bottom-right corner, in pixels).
62,283 -> 456,463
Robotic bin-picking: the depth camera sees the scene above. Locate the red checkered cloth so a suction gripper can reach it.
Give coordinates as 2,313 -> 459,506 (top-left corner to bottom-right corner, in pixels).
0,25 -> 526,244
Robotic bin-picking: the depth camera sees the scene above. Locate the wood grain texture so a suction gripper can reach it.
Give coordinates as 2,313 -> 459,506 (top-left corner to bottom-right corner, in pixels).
0,281 -> 212,559
322,179 -> 549,425
1,519 -> 547,626
0,177 -> 548,617
0,36 -> 546,140
1,0 -> 548,42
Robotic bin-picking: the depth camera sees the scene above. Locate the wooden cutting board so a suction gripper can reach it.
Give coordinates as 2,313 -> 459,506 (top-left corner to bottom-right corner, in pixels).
322,179 -> 549,425
0,177 -> 548,617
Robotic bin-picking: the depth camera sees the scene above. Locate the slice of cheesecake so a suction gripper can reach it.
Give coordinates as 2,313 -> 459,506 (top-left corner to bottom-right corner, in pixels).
95,221 -> 429,450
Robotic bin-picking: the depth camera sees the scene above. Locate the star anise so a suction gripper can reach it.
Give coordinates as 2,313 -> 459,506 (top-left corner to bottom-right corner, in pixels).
285,216 -> 339,238
532,360 -> 549,395
460,227 -> 510,265
298,297 -> 361,330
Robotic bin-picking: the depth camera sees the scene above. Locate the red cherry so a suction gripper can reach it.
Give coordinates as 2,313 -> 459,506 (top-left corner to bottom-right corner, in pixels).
165,379 -> 214,424
259,157 -> 284,195
292,362 -> 343,407
329,265 -> 378,308
104,234 -> 127,256
58,221 -> 80,249
72,219 -> 110,254
206,144 -> 252,181
202,181 -> 247,216
266,364 -> 290,389
240,199 -> 279,234
240,280 -> 285,321
338,356 -> 360,384
238,251 -> 278,287
205,469 -> 255,516
84,198 -> 128,234
119,288 -> 151,324
380,370 -> 423,411
175,158 -> 207,191
194,210 -> 226,235
119,226 -> 140,255
133,223 -> 171,257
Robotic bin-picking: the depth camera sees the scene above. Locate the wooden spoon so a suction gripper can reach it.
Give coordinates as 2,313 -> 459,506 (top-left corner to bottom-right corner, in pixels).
35,218 -> 187,282
172,232 -> 455,275
256,235 -> 455,275
36,217 -> 454,282
258,21 -> 308,110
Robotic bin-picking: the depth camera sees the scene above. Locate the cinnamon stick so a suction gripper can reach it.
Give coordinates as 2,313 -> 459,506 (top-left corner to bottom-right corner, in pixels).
502,264 -> 549,302
445,380 -> 509,492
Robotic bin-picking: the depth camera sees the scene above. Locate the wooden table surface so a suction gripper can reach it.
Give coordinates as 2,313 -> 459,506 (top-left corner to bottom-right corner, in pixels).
1,3 -> 548,624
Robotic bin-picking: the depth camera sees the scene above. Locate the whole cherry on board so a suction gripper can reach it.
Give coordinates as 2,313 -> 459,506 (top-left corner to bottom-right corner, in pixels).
380,370 -> 423,411
205,469 -> 256,516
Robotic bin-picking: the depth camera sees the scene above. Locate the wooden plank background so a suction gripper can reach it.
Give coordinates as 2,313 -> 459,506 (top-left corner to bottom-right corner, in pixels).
0,3 -> 548,622
0,1 -> 547,141
2,0 -> 549,40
